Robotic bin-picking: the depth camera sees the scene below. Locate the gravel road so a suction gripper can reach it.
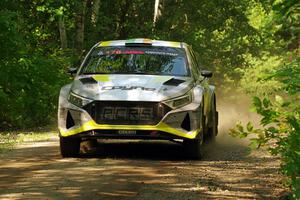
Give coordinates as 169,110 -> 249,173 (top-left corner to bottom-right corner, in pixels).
0,101 -> 286,199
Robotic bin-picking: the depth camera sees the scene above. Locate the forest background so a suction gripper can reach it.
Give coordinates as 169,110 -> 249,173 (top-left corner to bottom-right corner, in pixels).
0,0 -> 299,197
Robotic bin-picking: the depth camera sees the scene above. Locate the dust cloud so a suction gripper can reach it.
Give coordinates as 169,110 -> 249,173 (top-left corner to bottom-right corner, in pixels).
217,93 -> 260,131
202,92 -> 261,160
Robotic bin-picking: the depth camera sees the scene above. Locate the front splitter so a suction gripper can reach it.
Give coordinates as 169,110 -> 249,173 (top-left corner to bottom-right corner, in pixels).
59,120 -> 200,139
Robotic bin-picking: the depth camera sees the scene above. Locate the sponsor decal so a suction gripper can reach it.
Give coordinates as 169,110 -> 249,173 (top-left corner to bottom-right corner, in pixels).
97,49 -> 178,56
123,50 -> 144,54
144,51 -> 178,56
101,86 -> 156,91
97,49 -> 145,55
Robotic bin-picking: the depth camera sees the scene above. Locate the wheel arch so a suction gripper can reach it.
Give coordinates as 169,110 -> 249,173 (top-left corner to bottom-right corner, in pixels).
204,85 -> 216,125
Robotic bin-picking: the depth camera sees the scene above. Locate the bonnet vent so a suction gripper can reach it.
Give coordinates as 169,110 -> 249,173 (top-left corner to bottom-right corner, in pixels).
163,78 -> 185,86
79,77 -> 98,84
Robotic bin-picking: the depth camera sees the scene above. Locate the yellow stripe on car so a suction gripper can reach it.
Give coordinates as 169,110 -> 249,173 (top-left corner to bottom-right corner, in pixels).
93,75 -> 109,82
99,41 -> 112,47
152,40 -> 181,48
167,41 -> 181,48
59,120 -> 199,139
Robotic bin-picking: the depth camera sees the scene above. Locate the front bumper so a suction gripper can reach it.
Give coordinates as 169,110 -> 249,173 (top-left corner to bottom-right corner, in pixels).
58,84 -> 203,140
58,100 -> 203,140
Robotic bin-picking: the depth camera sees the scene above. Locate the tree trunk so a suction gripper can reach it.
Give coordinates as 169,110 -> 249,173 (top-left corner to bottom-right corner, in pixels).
75,0 -> 87,57
91,0 -> 100,27
58,16 -> 67,50
153,0 -> 163,26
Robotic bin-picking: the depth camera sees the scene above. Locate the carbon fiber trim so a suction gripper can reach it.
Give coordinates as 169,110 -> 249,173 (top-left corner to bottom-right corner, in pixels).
72,130 -> 184,140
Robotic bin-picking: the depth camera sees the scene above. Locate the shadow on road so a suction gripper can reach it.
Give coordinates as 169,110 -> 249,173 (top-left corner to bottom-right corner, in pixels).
79,133 -> 250,162
0,133 -> 283,200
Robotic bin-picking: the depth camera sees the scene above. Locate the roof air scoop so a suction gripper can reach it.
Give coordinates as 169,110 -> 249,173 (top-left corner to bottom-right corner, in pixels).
125,38 -> 152,47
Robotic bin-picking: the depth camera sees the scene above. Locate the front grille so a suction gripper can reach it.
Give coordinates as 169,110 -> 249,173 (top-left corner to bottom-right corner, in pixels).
83,101 -> 171,125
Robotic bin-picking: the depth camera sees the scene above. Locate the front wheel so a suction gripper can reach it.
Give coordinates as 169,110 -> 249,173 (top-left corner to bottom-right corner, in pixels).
183,132 -> 203,160
60,136 -> 81,158
183,139 -> 203,159
207,97 -> 218,142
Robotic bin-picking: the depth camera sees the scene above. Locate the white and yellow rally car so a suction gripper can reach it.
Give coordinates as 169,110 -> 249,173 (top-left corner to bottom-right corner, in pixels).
58,39 -> 218,158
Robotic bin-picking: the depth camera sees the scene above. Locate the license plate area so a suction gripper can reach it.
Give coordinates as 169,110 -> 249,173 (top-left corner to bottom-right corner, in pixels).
118,130 -> 137,135
101,107 -> 154,121
95,102 -> 159,125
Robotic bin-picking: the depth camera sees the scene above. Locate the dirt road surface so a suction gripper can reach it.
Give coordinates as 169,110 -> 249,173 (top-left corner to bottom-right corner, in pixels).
0,103 -> 286,200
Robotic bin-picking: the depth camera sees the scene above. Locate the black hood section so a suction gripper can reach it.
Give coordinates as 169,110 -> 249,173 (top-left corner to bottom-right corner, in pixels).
79,77 -> 98,84
163,78 -> 185,86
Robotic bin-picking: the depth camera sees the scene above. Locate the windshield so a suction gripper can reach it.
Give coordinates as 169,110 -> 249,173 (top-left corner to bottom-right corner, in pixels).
80,46 -> 189,76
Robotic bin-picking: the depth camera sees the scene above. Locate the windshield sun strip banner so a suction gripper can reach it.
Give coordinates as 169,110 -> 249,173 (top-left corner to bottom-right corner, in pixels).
99,40 -> 181,48
126,38 -> 152,44
97,49 -> 179,56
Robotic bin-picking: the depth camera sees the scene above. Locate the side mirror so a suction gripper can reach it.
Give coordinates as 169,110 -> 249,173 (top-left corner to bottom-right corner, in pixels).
201,70 -> 213,78
67,67 -> 78,76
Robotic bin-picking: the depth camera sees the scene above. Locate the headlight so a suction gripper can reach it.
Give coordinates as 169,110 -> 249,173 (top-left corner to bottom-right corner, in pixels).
68,92 -> 93,107
164,90 -> 193,109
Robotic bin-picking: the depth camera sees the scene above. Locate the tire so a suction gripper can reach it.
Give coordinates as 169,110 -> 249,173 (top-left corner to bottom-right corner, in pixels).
183,137 -> 203,159
60,136 -> 81,158
207,96 -> 218,142
183,101 -> 206,159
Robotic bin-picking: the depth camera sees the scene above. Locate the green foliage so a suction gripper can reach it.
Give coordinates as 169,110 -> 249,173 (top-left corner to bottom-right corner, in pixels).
154,0 -> 261,82
0,0 -> 299,196
231,58 -> 300,198
268,57 -> 300,95
0,1 -> 70,129
0,50 -> 69,128
240,54 -> 284,95
232,1 -> 300,197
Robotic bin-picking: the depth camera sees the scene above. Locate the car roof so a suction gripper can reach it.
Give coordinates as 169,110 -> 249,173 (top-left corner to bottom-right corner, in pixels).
98,38 -> 188,48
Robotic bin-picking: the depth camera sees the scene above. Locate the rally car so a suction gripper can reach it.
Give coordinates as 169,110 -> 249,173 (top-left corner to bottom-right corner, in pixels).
58,38 -> 218,159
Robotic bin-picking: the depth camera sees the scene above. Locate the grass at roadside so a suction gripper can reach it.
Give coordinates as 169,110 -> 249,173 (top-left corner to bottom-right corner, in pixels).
0,131 -> 57,153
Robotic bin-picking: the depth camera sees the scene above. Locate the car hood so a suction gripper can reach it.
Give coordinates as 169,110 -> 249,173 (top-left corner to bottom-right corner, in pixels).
70,74 -> 193,102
